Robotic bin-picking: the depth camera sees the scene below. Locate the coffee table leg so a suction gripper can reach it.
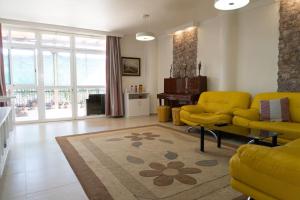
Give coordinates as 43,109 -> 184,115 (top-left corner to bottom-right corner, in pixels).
200,127 -> 205,152
217,132 -> 221,148
272,135 -> 278,147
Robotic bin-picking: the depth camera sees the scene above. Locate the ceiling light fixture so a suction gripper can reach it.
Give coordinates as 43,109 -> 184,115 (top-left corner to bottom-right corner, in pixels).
214,0 -> 250,10
136,14 -> 155,41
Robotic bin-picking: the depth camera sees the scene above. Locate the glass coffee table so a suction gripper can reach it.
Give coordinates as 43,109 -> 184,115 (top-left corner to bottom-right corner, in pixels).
247,129 -> 280,147
192,124 -> 282,152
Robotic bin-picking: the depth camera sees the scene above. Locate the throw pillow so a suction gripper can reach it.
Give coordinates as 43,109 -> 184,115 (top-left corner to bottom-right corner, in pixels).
260,97 -> 290,122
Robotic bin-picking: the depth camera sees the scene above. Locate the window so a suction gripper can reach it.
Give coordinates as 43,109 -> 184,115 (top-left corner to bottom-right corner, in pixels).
11,30 -> 36,45
43,51 -> 54,86
43,51 -> 71,86
41,34 -> 70,48
76,53 -> 105,86
3,48 -> 11,85
14,88 -> 38,121
2,29 -> 9,43
45,88 -> 72,119
11,49 -> 36,85
57,52 -> 71,86
75,36 -> 106,50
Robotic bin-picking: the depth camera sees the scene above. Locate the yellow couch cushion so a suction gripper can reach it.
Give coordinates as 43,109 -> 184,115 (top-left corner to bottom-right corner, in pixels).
232,116 -> 251,127
230,143 -> 300,200
286,139 -> 300,147
189,113 -> 232,125
180,110 -> 231,126
235,144 -> 300,186
233,108 -> 260,121
181,105 -> 204,113
249,121 -> 300,141
251,92 -> 300,123
198,91 -> 251,114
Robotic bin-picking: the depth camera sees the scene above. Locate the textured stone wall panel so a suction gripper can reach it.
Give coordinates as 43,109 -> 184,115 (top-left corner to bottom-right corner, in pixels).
278,0 -> 300,91
173,28 -> 198,78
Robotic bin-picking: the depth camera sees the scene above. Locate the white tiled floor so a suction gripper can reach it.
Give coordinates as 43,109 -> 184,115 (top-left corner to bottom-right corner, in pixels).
0,116 -> 162,200
0,116 -> 242,200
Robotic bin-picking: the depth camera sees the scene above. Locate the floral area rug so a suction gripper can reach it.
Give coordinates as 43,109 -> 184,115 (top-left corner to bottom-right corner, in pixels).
56,125 -> 244,200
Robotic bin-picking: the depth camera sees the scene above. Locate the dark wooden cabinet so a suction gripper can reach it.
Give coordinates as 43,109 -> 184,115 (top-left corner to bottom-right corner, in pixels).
157,76 -> 207,107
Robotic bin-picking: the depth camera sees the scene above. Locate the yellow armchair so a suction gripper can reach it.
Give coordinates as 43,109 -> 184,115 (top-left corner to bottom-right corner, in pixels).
180,91 -> 251,127
230,139 -> 300,200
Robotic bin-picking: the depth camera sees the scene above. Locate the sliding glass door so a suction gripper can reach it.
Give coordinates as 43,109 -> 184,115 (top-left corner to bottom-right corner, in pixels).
42,51 -> 72,119
11,48 -> 39,121
75,53 -> 105,117
2,27 -> 106,123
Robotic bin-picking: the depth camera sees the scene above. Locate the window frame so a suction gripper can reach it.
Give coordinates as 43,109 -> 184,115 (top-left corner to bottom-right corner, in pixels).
74,34 -> 106,52
40,32 -> 71,48
10,28 -> 37,46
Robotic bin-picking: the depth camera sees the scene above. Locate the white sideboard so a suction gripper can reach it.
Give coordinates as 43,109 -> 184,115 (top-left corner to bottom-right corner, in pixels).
124,93 -> 150,117
0,107 -> 14,176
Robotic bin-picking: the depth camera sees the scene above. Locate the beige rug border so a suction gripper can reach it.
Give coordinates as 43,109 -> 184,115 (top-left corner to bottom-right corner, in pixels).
56,124 -> 239,200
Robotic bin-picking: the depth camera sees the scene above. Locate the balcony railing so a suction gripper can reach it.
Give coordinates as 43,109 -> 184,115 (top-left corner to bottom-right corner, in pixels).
12,86 -> 105,120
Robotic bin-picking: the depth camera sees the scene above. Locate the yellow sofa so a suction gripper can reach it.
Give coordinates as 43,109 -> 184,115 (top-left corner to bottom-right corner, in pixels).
180,91 -> 251,127
233,92 -> 300,144
230,139 -> 300,200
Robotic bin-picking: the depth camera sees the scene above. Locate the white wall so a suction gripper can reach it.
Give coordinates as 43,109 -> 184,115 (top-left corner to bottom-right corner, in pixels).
157,34 -> 173,93
197,17 -> 222,91
198,1 -> 279,94
218,12 -> 238,91
235,2 -> 279,94
145,40 -> 159,113
120,34 -> 146,92
121,34 -> 159,114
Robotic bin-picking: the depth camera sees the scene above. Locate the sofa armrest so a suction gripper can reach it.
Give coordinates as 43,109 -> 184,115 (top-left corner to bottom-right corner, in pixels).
181,105 -> 204,113
233,108 -> 259,121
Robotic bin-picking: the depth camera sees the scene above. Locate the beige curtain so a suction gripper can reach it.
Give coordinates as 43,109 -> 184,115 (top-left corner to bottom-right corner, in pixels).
105,36 -> 124,117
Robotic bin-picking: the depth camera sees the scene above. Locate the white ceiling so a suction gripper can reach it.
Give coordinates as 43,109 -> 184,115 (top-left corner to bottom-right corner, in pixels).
0,0 -> 220,35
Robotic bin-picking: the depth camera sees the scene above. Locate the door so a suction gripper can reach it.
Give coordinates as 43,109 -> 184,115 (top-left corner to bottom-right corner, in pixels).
11,48 -> 39,122
42,51 -> 73,120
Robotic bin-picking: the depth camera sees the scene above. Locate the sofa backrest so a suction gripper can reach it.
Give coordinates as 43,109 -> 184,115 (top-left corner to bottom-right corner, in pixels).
251,92 -> 300,123
198,91 -> 251,114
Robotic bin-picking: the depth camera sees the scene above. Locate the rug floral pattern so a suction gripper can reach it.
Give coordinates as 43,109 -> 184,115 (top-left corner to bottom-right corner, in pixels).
140,161 -> 202,186
62,125 -> 241,200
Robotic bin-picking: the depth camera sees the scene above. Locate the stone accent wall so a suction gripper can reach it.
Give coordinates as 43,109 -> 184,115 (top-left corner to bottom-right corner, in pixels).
278,0 -> 300,91
173,28 -> 198,78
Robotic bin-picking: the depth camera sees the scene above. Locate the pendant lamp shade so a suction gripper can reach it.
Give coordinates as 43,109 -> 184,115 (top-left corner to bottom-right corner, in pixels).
136,32 -> 155,41
214,0 -> 250,10
136,14 -> 155,42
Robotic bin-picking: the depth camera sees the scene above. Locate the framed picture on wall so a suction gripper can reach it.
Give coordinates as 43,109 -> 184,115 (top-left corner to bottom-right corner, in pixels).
121,57 -> 141,76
